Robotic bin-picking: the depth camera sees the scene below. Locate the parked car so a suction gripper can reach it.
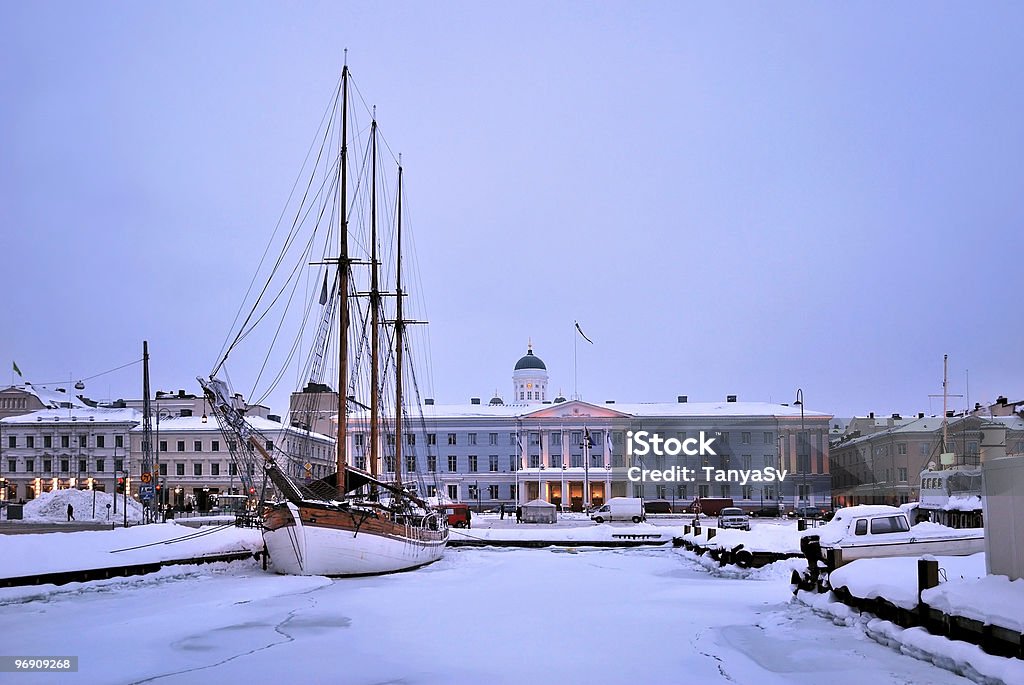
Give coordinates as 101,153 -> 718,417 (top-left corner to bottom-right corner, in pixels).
789,506 -> 828,519
717,507 -> 751,530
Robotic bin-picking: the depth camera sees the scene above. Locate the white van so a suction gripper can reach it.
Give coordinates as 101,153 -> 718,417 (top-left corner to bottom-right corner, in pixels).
590,497 -> 645,524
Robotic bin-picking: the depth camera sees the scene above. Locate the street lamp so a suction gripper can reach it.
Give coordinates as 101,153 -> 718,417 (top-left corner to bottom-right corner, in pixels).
794,389 -> 807,513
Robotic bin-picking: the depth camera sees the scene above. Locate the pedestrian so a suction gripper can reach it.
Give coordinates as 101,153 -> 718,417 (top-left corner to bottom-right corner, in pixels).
66,503 -> 74,522
186,501 -> 194,514
515,506 -> 522,524
499,503 -> 505,520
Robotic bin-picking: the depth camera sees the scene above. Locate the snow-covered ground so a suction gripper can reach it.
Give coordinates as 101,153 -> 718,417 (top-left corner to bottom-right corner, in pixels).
828,553 -> 987,610
0,522 -> 262,578
0,547 -> 981,685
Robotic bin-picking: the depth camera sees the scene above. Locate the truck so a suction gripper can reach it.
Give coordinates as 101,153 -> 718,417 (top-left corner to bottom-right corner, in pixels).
687,497 -> 734,517
590,497 -> 645,524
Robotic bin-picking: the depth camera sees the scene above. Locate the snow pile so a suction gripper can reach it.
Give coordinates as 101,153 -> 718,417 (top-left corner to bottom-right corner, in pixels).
23,488 -> 145,523
828,553 -> 986,610
798,590 -> 1024,685
942,495 -> 983,511
923,574 -> 1024,632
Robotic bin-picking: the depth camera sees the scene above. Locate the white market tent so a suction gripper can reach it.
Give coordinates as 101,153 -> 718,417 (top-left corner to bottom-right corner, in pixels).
522,499 -> 557,524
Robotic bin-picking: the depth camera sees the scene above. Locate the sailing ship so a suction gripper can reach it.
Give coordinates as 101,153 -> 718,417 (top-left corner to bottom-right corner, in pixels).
199,62 -> 448,575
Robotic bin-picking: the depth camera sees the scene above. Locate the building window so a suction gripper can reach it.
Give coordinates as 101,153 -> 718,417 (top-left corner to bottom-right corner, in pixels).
571,431 -> 582,446
265,440 -> 274,451
78,435 -> 87,448
656,485 -> 666,499
211,463 -> 220,476
447,433 -> 457,445
468,455 -> 478,472
529,455 -> 540,468
428,455 -> 437,472
78,459 -> 86,473
6,436 -> 13,449
96,435 -> 105,448
115,435 -> 124,448
354,434 -> 364,447
509,433 -> 516,446
468,483 -> 478,499
384,456 -> 395,473
61,435 -> 69,448
405,456 -> 416,473
176,463 -> 185,476
7,459 -> 16,472
572,454 -> 583,468
676,484 -> 687,499
96,460 -> 104,472
159,441 -> 167,453
509,455 -> 518,471
26,436 -> 34,448
519,392 -> 524,400
228,440 -> 237,451
898,467 -> 908,482
26,459 -> 35,472
897,443 -> 907,455
193,463 -> 202,476
193,440 -> 202,452
427,434 -> 437,446
229,463 -> 238,476
510,484 -> 517,500
44,435 -> 52,448
60,459 -> 69,472
426,485 -> 437,497
489,433 -> 498,446
763,432 -> 773,444
447,455 -> 458,472
741,432 -> 751,444
447,484 -> 459,501
212,440 -> 220,452
551,432 -> 561,447
489,455 -> 499,472
742,485 -> 752,500
488,485 -> 499,499
176,440 -> 185,452
407,434 -> 415,446
468,433 -> 477,446
699,484 -> 709,498
355,456 -> 366,470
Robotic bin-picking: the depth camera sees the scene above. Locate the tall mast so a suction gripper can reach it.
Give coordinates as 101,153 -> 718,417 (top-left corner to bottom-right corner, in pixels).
142,340 -> 154,519
394,162 -> 404,489
336,65 -> 350,494
369,115 -> 380,490
942,353 -> 949,458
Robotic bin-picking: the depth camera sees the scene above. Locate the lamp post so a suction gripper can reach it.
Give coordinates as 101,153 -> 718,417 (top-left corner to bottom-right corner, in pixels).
794,389 -> 807,513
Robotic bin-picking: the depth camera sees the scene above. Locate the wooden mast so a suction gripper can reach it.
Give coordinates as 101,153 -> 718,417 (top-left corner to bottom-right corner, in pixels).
369,114 -> 380,494
336,64 -> 350,496
394,162 -> 404,489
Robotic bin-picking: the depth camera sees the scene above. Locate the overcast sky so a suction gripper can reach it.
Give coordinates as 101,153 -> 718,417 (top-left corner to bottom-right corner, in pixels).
2,2 -> 1022,418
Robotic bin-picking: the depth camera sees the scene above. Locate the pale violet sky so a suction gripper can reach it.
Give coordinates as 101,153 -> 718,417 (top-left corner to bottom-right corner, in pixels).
2,2 -> 1022,417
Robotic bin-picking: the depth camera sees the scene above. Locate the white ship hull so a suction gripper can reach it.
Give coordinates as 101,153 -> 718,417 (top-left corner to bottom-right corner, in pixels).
263,502 -> 448,576
825,531 -> 984,566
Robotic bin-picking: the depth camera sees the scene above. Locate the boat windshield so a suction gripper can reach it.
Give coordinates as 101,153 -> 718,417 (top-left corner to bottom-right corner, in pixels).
869,515 -> 911,534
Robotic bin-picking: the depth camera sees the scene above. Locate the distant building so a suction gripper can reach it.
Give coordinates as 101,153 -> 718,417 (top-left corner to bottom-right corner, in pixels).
829,411 -> 1024,507
346,345 -> 833,511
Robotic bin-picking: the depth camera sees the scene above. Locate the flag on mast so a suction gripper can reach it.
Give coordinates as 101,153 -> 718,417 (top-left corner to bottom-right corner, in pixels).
574,321 -> 594,344
12,361 -> 22,377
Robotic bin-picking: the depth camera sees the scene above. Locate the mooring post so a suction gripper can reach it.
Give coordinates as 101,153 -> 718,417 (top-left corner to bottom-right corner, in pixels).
917,558 -> 939,624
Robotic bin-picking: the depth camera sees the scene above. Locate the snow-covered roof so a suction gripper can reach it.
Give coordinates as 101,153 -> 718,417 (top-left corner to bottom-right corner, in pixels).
2,383 -> 88,409
362,399 -> 831,421
0,407 -> 141,425
834,413 -> 1023,449
127,414 -> 333,442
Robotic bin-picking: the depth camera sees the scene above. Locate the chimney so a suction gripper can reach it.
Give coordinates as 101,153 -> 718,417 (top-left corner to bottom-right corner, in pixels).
892,413 -> 901,420
677,395 -> 688,403
726,395 -> 737,403
605,400 -> 615,404
470,397 -> 481,405
946,410 -> 955,418
869,412 -> 875,419
918,412 -> 925,419
425,398 -> 434,406
178,389 -> 186,398
997,395 -> 1008,405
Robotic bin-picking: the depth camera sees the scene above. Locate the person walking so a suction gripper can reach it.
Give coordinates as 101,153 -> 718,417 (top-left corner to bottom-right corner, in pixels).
66,503 -> 74,522
515,505 -> 522,524
499,503 -> 505,520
